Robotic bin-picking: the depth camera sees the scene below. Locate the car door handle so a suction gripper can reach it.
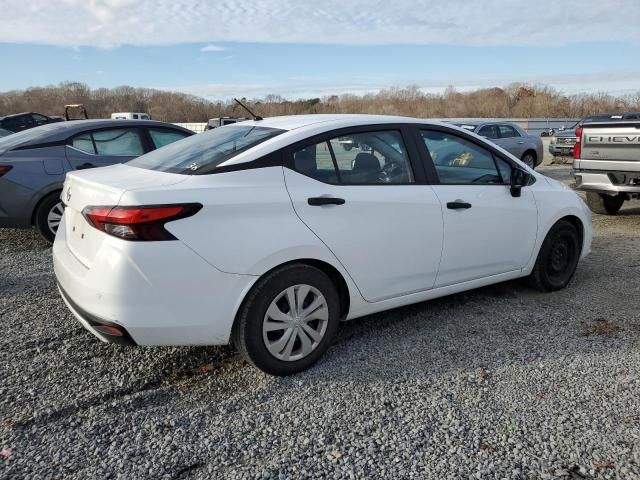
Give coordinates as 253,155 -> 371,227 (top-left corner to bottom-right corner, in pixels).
517,141 -> 525,144
76,162 -> 96,170
447,201 -> 472,210
307,197 -> 346,206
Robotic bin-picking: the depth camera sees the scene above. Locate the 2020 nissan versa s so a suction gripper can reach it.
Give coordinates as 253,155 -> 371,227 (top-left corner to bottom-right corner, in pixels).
53,115 -> 592,375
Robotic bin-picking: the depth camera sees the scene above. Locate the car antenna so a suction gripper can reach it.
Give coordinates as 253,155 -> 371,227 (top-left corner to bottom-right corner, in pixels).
233,98 -> 263,121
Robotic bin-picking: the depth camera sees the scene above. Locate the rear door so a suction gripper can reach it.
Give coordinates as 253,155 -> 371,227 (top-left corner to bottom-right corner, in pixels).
496,124 -> 526,157
418,128 -> 538,287
283,125 -> 444,302
65,127 -> 146,171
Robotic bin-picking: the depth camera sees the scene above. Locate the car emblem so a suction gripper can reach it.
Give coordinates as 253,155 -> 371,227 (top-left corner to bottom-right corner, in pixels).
66,187 -> 72,203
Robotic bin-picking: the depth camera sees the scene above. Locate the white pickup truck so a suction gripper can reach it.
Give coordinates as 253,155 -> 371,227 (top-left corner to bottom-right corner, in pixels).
572,121 -> 640,214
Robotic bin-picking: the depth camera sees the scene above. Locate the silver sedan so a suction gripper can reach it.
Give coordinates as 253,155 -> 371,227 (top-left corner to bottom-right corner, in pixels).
453,121 -> 544,169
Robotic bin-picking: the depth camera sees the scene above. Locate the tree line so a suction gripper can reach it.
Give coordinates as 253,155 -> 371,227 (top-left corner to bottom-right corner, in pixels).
1,81 -> 638,122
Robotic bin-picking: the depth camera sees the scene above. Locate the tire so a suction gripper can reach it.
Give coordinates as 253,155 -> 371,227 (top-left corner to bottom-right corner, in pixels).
34,191 -> 64,244
231,264 -> 340,376
521,151 -> 536,169
585,192 -> 624,215
528,220 -> 581,292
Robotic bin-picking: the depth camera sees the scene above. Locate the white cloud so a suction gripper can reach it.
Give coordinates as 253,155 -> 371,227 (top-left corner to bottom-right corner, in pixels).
1,0 -> 639,48
200,44 -> 226,52
167,70 -> 640,100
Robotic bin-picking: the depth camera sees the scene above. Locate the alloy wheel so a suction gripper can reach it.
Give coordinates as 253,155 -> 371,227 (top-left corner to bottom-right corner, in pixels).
522,154 -> 535,169
47,201 -> 64,236
262,284 -> 329,362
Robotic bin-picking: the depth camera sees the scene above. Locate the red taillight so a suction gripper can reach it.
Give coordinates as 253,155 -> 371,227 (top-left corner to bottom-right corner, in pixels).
573,127 -> 583,160
82,204 -> 202,241
0,165 -> 13,177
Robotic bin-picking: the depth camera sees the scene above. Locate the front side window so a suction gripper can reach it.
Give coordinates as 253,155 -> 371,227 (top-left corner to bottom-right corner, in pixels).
292,130 -> 414,184
498,125 -> 520,138
332,130 -> 414,184
127,125 -> 284,174
148,128 -> 191,149
421,130 -> 502,185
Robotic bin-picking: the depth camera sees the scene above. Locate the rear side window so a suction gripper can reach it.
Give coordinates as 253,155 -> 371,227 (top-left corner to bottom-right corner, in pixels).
293,141 -> 339,183
498,125 -> 520,138
70,129 -> 144,156
127,125 -> 284,174
292,130 -> 414,185
421,130 -> 503,185
477,125 -> 499,139
148,128 -> 191,149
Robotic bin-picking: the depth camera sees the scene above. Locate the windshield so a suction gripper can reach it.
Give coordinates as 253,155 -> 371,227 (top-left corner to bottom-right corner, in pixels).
127,125 -> 284,174
0,122 -> 68,151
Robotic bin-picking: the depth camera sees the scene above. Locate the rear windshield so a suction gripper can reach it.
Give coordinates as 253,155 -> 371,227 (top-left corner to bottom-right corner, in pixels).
127,125 -> 284,174
0,122 -> 67,151
454,124 -> 478,131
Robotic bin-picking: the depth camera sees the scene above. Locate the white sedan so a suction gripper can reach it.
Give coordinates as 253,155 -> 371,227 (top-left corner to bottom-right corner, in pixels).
53,115 -> 592,375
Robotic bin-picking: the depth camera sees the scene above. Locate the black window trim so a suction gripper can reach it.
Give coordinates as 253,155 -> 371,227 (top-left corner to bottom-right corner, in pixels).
283,123 -> 427,186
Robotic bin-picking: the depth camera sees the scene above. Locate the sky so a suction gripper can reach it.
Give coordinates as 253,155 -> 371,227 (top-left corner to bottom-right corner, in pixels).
1,0 -> 639,100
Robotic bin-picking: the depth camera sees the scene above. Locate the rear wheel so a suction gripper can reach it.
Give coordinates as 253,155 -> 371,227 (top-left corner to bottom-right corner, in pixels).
585,192 -> 624,215
232,264 -> 340,376
528,220 -> 580,292
34,192 -> 64,244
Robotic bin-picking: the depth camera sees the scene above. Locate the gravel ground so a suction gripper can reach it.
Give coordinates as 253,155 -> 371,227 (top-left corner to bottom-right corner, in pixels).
1,166 -> 640,479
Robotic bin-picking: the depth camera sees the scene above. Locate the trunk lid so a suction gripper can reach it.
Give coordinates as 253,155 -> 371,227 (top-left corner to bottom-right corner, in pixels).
62,164 -> 188,267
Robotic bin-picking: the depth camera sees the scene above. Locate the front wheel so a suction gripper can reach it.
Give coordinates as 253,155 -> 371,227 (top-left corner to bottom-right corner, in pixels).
232,264 -> 340,376
521,152 -> 536,169
34,192 -> 64,244
585,192 -> 624,215
528,220 -> 581,292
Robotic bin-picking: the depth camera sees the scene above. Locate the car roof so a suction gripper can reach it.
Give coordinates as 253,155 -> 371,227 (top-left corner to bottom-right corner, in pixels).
0,119 -> 194,152
0,112 -> 39,120
217,114 -> 473,167
450,120 -> 518,127
226,114 -> 454,132
9,119 -> 191,143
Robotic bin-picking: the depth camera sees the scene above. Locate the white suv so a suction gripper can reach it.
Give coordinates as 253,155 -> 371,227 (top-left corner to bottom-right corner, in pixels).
53,115 -> 592,375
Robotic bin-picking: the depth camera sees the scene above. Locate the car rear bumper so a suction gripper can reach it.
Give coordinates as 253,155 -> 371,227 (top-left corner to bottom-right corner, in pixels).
572,169 -> 640,194
58,283 -> 137,346
53,212 -> 258,346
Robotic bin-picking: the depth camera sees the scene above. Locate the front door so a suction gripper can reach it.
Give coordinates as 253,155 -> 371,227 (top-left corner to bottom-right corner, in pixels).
419,128 -> 538,287
283,127 -> 444,302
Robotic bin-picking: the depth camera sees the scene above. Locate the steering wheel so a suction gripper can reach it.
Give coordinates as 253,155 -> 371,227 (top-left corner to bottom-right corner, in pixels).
471,174 -> 499,184
377,160 -> 402,183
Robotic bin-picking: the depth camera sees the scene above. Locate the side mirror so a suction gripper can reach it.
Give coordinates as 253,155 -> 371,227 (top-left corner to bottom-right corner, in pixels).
510,168 -> 529,197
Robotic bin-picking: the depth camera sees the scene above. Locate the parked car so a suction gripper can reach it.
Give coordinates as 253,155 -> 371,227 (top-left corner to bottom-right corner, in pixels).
205,117 -> 247,130
111,112 -> 151,120
573,119 -> 640,214
453,121 -> 543,169
0,112 -> 63,133
53,115 -> 592,376
0,128 -> 12,138
549,112 -> 640,158
0,119 -> 194,242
